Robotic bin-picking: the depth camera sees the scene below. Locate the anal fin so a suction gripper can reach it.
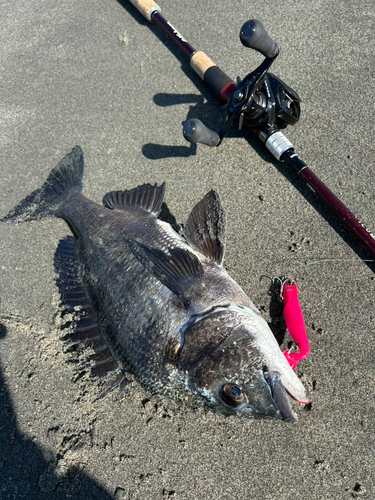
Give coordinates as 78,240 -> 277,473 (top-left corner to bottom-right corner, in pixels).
54,236 -> 119,381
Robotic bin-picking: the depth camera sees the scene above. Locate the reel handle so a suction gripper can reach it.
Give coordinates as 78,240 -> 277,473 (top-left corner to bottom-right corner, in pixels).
183,119 -> 220,147
240,19 -> 279,58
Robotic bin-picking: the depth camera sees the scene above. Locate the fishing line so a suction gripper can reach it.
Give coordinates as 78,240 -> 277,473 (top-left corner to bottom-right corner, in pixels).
306,258 -> 374,266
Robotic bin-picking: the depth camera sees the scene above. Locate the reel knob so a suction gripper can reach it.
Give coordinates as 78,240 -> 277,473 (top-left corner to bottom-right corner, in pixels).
240,19 -> 279,58
183,119 -> 220,147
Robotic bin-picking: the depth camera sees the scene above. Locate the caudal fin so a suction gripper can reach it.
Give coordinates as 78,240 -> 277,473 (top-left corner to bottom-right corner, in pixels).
0,146 -> 84,224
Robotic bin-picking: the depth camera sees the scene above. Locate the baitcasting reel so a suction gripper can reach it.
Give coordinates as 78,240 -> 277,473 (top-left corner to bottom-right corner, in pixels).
128,0 -> 375,257
183,20 -> 301,149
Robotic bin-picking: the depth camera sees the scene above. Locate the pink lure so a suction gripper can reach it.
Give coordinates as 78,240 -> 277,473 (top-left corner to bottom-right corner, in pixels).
281,279 -> 310,370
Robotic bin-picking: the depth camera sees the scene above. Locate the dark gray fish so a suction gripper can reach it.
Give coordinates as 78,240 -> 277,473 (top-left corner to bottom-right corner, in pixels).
1,146 -> 309,421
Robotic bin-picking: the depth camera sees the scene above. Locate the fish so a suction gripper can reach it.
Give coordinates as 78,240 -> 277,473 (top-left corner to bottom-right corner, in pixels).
1,146 -> 309,422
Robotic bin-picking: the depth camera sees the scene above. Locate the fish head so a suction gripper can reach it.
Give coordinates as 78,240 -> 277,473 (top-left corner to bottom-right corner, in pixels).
178,307 -> 309,421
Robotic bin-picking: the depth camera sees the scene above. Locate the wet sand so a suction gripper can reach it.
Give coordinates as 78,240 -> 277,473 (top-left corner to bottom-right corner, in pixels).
0,1 -> 374,498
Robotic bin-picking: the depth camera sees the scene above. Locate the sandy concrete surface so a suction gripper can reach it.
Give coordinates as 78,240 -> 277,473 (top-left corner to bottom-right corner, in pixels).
0,0 -> 374,498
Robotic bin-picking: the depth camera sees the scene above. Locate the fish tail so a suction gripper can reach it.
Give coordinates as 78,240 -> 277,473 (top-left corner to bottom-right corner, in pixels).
0,146 -> 84,224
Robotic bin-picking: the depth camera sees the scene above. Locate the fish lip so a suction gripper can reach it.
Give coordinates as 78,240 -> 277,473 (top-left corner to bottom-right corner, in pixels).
281,377 -> 311,405
264,371 -> 298,423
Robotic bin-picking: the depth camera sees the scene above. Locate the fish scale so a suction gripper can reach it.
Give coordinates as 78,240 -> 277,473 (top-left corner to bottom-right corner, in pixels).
0,146 -> 309,421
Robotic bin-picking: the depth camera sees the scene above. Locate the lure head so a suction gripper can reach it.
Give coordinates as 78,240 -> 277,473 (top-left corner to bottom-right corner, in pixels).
282,278 -> 300,304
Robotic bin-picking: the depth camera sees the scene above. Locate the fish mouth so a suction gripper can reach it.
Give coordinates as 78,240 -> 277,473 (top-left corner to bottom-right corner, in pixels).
264,371 -> 298,422
281,377 -> 311,405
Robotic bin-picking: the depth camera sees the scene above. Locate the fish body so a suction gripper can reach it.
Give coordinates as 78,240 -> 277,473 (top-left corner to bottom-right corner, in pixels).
1,146 -> 309,421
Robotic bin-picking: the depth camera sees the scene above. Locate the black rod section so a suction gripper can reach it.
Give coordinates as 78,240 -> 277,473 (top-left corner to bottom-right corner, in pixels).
152,12 -> 196,58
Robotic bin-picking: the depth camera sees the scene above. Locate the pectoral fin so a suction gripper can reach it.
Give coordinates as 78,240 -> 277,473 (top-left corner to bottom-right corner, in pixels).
123,231 -> 204,307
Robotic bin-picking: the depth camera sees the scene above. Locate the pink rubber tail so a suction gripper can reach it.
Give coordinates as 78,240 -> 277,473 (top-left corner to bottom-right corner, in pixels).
281,280 -> 310,370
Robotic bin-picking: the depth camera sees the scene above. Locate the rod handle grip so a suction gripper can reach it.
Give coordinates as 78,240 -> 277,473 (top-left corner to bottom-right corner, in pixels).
183,119 -> 220,147
128,0 -> 160,22
240,19 -> 279,58
190,51 -> 216,80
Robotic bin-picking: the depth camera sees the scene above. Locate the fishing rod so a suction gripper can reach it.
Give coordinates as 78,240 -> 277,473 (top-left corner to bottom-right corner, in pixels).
127,0 -> 375,258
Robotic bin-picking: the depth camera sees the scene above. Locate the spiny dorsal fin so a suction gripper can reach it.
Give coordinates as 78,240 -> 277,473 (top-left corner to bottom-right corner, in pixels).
103,182 -> 166,216
123,231 -> 203,307
183,190 -> 226,265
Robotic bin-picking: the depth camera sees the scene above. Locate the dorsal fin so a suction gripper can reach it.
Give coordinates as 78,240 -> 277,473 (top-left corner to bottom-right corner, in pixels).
183,190 -> 226,265
103,182 -> 166,215
123,231 -> 203,307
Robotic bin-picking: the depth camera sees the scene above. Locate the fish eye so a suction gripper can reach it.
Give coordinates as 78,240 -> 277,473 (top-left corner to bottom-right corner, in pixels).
220,384 -> 245,406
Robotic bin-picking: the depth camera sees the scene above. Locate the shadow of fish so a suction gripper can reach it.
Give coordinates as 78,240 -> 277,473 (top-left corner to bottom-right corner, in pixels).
1,146 -> 309,421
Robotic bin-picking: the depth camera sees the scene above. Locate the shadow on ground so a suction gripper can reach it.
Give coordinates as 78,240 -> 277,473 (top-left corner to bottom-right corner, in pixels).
0,322 -> 115,500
